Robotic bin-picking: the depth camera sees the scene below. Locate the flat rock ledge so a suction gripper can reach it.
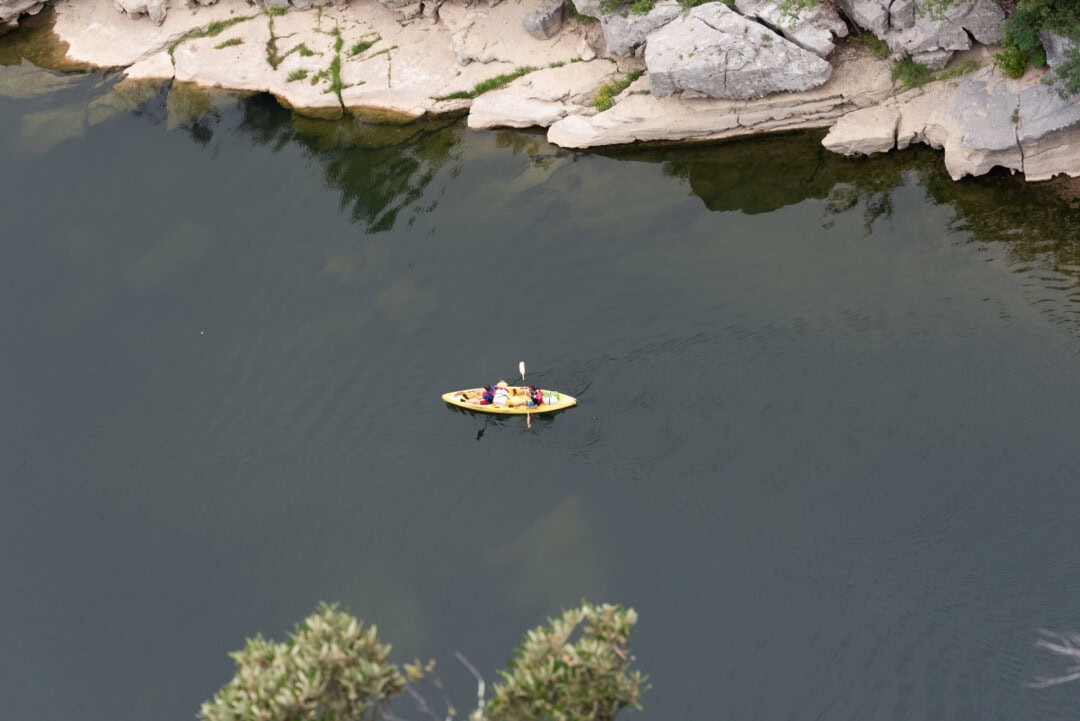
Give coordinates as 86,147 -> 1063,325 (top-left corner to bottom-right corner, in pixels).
823,49 -> 1080,181
38,0 -> 1080,182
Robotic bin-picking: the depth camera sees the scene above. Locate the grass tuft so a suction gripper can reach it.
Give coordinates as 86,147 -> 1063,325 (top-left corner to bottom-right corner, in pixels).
593,69 -> 644,111
287,69 -> 308,82
349,36 -> 381,56
891,57 -> 931,88
853,32 -> 890,59
214,37 -> 244,50
435,66 -> 539,100
168,15 -> 255,55
937,58 -> 978,80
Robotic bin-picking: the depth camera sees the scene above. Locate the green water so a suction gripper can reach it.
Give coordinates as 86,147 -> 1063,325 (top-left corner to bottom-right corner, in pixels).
3,23 -> 1080,721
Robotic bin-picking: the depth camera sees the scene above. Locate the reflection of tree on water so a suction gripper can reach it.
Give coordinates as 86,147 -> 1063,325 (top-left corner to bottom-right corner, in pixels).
618,131 -> 1080,330
233,95 -> 463,233
132,86 -> 464,234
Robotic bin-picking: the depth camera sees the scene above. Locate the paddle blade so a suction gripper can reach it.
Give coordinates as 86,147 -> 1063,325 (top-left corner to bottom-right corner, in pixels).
518,360 -> 525,381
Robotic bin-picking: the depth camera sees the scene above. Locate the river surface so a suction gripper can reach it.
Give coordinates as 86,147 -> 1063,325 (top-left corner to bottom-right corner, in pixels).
3,32 -> 1080,721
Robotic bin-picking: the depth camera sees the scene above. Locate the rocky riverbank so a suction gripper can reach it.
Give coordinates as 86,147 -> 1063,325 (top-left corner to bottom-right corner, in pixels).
3,0 -> 1080,181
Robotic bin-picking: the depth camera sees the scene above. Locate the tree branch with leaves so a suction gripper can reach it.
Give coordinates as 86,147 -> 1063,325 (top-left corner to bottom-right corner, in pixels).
199,602 -> 646,721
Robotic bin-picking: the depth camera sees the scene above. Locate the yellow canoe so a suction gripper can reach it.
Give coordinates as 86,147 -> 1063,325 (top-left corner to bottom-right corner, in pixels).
441,387 -> 578,415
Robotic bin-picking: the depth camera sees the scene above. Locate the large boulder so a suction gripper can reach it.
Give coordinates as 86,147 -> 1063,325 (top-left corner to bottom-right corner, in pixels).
821,104 -> 899,155
567,0 -> 603,18
644,2 -> 832,100
600,0 -> 682,56
837,0 -> 1003,69
733,0 -> 848,58
886,0 -> 1003,69
113,0 -> 168,25
942,67 -> 1022,177
1018,78 -> 1080,180
1040,31 -> 1080,70
835,0 -> 889,35
823,63 -> 1080,181
522,0 -> 565,40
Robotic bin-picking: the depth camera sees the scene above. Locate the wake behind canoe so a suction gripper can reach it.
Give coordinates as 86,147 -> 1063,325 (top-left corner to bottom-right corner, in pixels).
442,387 -> 577,415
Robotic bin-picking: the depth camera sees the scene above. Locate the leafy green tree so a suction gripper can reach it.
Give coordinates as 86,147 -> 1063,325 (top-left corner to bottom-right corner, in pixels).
199,602 -> 646,721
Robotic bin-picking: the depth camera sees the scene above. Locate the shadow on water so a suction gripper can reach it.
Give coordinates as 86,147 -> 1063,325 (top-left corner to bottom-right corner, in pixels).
5,6 -> 1080,285
597,132 -> 1080,330
114,82 -> 465,234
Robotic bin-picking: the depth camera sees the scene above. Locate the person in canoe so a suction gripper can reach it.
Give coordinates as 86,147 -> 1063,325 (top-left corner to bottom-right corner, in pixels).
461,385 -> 494,405
492,381 -> 511,407
528,385 -> 543,407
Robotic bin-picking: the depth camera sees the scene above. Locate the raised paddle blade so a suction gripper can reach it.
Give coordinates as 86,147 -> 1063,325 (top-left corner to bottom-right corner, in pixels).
519,360 -> 525,382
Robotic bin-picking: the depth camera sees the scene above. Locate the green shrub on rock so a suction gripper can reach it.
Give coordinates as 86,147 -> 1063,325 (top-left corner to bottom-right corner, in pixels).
892,57 -> 932,87
995,44 -> 1030,78
1048,47 -> 1080,97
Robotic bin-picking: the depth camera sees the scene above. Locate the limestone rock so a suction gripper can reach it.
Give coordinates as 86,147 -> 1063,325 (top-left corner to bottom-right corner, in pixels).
441,3 -> 498,64
947,0 -> 1006,45
644,3 -> 832,100
1018,79 -> 1080,180
549,46 -> 892,148
469,94 -> 573,127
600,0 -> 681,57
522,0 -> 565,40
835,0 -> 888,36
394,2 -> 423,20
468,61 -> 618,128
1040,31 -> 1080,70
113,0 -> 168,25
733,0 -> 848,58
821,104 -> 899,155
946,67 -> 1022,178
838,0 -> 1003,69
818,66 -> 1080,181
0,0 -> 44,25
567,0 -> 603,19
1022,123 -> 1080,182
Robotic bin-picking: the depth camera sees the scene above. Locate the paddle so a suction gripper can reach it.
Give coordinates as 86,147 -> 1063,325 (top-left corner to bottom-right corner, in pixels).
519,360 -> 531,429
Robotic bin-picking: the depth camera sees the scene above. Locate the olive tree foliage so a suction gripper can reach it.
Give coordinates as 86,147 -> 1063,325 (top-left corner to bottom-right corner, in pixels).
199,602 -> 646,721
482,604 -> 645,721
199,603 -> 406,721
